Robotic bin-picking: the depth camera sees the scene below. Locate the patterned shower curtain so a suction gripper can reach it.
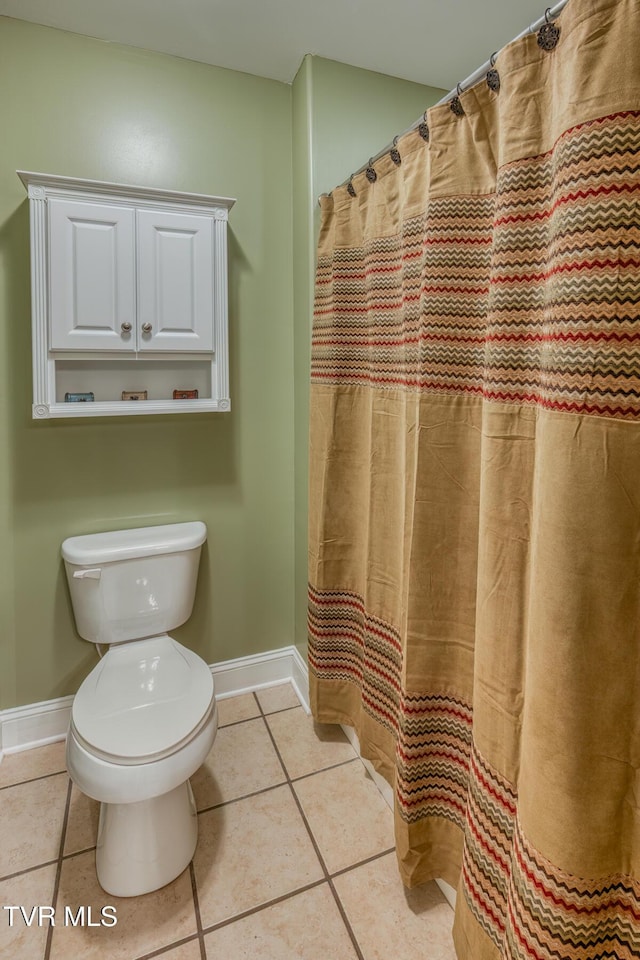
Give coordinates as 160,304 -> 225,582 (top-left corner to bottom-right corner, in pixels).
308,0 -> 640,957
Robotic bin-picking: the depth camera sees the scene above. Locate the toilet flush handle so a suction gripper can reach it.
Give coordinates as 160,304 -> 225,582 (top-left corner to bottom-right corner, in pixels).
73,567 -> 102,580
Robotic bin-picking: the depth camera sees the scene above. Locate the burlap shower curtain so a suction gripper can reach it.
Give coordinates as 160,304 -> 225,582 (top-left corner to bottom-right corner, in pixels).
308,0 -> 640,957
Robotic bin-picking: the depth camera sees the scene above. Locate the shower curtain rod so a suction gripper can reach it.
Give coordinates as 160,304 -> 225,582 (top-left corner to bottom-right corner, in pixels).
333,0 -> 570,191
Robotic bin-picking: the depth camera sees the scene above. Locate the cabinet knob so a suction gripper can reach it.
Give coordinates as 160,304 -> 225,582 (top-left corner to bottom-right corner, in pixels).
141,323 -> 153,334
121,322 -> 132,333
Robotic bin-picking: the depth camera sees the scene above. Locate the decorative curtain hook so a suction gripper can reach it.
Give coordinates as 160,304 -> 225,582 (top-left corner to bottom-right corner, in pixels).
346,175 -> 356,198
418,111 -> 430,141
390,136 -> 402,165
537,7 -> 560,49
365,159 -> 377,183
487,51 -> 500,92
451,84 -> 465,117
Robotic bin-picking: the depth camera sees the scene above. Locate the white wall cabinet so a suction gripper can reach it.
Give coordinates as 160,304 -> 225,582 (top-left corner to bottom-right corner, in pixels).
19,171 -> 235,418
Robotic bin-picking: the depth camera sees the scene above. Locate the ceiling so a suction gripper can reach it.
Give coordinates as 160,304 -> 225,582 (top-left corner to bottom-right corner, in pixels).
0,0 -> 559,90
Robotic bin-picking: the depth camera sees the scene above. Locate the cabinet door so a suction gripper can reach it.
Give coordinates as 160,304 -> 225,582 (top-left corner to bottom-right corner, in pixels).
49,199 -> 136,351
137,209 -> 214,352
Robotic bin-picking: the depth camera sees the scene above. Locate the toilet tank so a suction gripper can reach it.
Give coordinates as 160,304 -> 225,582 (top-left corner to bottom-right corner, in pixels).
61,522 -> 207,645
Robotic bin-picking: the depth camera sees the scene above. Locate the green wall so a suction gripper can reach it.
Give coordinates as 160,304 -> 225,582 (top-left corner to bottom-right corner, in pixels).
0,17 -> 445,711
310,57 -> 446,201
291,56 -> 445,658
0,17 -> 295,709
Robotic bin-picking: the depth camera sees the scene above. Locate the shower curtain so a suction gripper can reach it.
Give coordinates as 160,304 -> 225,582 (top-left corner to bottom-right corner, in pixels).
308,0 -> 640,957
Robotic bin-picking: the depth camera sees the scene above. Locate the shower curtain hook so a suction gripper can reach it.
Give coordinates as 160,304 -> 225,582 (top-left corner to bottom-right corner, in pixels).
538,6 -> 561,49
366,158 -> 377,182
451,83 -> 465,117
347,175 -> 356,198
487,52 -> 500,92
390,136 -> 402,165
418,111 -> 430,141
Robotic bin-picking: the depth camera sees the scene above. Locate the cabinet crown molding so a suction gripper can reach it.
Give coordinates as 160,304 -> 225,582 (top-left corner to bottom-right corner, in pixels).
18,170 -> 235,213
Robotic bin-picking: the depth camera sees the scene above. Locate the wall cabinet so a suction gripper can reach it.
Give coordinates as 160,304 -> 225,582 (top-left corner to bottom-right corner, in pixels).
19,171 -> 235,418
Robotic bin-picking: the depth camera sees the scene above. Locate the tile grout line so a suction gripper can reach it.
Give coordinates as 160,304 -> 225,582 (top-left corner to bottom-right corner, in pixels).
291,755 -> 359,782
43,776 -> 73,960
196,779 -> 288,816
200,878 -> 328,938
0,768 -> 68,792
255,693 -> 367,960
60,844 -> 97,863
195,755 -> 360,818
330,846 -> 396,880
133,932 -> 202,960
218,701 -> 301,726
0,858 -> 59,884
129,849 -> 249,960
189,861 -> 208,960
216,700 -> 302,732
325,875 -> 367,960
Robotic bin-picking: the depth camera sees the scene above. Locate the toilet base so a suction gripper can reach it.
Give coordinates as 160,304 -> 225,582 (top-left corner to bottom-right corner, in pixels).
96,780 -> 198,897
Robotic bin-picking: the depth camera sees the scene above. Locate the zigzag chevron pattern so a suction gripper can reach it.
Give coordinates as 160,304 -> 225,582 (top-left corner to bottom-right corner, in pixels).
461,744 -> 640,959
309,584 -> 640,957
312,111 -> 640,420
307,584 -> 402,736
396,691 -> 473,828
307,585 -> 472,828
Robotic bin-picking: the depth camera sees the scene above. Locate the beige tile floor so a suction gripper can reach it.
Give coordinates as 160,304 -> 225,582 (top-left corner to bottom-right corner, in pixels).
0,683 -> 456,960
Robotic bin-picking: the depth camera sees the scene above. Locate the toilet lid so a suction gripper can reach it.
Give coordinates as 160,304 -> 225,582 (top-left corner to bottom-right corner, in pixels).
72,635 -> 214,761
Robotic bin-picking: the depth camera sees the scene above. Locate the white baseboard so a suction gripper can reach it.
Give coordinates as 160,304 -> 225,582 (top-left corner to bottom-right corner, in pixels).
0,644 -> 310,760
290,645 -> 311,714
0,695 -> 75,757
341,722 -> 457,910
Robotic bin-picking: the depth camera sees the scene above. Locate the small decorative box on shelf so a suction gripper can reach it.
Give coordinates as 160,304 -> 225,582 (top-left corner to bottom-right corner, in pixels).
19,170 -> 235,419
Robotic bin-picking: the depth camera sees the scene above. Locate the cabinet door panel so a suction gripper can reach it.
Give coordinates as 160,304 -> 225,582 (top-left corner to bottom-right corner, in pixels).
137,209 -> 214,352
49,199 -> 135,351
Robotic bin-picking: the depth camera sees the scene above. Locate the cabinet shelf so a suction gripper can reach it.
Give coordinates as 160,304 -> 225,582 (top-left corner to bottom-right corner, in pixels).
19,170 -> 235,420
42,399 -> 228,419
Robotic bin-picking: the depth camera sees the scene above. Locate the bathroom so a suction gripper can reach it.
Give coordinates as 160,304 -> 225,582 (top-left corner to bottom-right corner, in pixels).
1,1 -> 639,958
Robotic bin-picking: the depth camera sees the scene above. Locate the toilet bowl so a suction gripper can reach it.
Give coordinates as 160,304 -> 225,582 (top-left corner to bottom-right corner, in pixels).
62,521 -> 217,897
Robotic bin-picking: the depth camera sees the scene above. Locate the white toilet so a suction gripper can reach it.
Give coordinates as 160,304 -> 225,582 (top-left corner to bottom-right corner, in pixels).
61,521 -> 218,898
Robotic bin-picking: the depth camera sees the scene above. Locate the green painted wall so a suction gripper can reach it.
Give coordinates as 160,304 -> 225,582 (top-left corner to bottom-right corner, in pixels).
291,56 -> 446,658
311,57 -> 446,201
0,17 -> 295,709
0,17 -> 446,711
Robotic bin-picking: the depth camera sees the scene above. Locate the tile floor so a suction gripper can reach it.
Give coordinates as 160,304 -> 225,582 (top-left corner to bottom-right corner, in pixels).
0,683 -> 456,960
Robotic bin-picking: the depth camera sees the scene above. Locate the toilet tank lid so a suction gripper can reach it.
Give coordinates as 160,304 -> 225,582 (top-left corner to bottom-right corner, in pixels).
61,521 -> 207,565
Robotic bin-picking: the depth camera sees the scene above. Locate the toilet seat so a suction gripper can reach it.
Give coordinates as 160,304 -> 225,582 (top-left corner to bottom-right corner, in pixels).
71,634 -> 214,764
67,699 -> 218,806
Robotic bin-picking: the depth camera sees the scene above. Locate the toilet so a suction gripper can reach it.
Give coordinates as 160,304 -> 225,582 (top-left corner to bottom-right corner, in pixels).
61,521 -> 218,898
